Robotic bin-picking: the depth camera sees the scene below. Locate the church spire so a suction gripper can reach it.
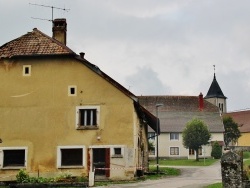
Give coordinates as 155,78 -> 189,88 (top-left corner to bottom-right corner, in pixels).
204,65 -> 227,113
204,65 -> 226,99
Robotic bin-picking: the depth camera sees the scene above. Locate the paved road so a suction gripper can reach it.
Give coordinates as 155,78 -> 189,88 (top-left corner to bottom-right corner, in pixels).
98,161 -> 222,188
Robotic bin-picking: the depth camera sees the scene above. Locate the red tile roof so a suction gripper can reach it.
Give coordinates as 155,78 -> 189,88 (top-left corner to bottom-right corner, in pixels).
138,95 -> 224,133
225,110 -> 250,133
0,28 -> 75,58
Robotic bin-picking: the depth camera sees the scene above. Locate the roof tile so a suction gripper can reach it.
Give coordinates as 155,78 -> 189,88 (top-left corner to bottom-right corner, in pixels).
225,110 -> 250,133
0,28 -> 74,58
138,95 -> 224,133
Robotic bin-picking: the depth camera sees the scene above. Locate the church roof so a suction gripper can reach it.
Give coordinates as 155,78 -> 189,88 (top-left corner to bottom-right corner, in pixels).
204,74 -> 227,99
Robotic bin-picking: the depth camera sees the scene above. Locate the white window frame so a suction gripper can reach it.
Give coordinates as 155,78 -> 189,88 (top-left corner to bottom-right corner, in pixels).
169,147 -> 180,156
23,65 -> 31,76
57,146 -> 86,169
111,145 -> 124,158
170,133 -> 179,141
0,147 -> 28,169
68,85 -> 77,96
76,106 -> 100,129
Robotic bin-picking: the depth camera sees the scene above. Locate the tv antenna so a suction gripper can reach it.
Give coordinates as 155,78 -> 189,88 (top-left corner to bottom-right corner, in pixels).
29,3 -> 70,23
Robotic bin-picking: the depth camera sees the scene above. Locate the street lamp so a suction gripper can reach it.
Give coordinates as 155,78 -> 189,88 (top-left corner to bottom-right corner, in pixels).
156,103 -> 163,174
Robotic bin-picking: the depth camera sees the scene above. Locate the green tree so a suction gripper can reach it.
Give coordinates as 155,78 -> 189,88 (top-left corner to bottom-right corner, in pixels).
211,141 -> 222,159
223,116 -> 241,147
148,141 -> 155,152
182,118 -> 211,161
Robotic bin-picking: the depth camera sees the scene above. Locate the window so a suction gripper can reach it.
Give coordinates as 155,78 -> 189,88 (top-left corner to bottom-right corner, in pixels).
23,65 -> 31,76
189,148 -> 202,155
68,85 -> 77,96
189,149 -> 195,155
170,133 -> 179,140
76,106 -> 100,129
57,146 -> 85,168
170,147 -> 179,155
114,148 -> 121,155
0,147 -> 27,169
198,148 -> 202,155
111,146 -> 124,158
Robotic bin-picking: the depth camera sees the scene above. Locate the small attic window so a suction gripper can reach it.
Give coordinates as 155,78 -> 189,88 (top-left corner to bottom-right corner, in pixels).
68,85 -> 77,96
23,65 -> 31,76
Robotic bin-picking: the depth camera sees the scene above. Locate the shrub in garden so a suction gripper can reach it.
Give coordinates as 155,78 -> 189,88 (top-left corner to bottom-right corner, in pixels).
16,169 -> 30,183
211,141 -> 222,159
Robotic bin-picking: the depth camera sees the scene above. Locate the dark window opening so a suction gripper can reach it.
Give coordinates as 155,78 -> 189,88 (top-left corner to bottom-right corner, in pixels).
70,87 -> 75,95
79,109 -> 97,126
24,67 -> 29,74
3,150 -> 25,167
61,148 -> 83,166
114,148 -> 121,155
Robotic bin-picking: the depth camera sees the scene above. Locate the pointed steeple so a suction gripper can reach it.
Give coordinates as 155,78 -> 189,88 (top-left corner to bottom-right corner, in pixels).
204,66 -> 227,99
204,65 -> 227,113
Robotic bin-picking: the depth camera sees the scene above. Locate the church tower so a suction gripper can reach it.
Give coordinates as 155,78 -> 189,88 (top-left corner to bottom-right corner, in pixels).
204,66 -> 227,113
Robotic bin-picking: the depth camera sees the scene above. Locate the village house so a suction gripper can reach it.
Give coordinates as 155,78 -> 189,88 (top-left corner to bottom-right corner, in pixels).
225,110 -> 250,146
139,73 -> 226,159
0,19 -> 158,181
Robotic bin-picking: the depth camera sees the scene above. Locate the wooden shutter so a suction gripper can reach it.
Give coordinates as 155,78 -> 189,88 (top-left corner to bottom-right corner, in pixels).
87,148 -> 91,172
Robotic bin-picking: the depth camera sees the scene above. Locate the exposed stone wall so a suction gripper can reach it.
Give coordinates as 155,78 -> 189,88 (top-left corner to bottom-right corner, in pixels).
221,150 -> 242,188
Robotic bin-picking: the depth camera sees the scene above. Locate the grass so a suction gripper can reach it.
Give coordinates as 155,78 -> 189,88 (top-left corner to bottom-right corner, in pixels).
95,166 -> 180,186
149,158 -> 218,166
204,182 -> 222,188
243,151 -> 250,159
243,151 -> 250,179
147,166 -> 180,179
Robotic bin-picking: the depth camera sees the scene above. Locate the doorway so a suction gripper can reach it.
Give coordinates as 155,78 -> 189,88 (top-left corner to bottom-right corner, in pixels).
92,148 -> 110,177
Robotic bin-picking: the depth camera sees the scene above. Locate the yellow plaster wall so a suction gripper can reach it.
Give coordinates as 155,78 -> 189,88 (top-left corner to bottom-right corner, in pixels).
238,133 -> 250,146
0,57 -> 139,178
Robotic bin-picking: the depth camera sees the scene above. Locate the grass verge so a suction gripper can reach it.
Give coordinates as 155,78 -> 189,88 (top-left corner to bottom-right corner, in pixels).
204,182 -> 222,188
95,166 -> 180,186
149,158 -> 218,166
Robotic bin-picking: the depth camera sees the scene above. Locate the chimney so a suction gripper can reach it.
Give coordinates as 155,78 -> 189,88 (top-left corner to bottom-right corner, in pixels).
52,18 -> 67,45
79,52 -> 85,59
199,92 -> 204,111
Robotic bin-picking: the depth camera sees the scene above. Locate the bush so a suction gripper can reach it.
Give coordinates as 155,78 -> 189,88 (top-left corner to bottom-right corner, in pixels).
16,170 -> 87,184
211,141 -> 222,159
16,169 -> 30,183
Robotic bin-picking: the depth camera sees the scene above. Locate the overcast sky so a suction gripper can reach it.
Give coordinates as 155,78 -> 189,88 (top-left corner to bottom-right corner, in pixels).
1,0 -> 250,112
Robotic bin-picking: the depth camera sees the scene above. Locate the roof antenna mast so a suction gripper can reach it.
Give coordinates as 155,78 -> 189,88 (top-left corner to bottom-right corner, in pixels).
213,65 -> 216,78
29,3 -> 70,24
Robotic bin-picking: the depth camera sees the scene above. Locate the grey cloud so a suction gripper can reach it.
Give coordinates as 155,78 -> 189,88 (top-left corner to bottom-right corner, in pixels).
125,66 -> 170,95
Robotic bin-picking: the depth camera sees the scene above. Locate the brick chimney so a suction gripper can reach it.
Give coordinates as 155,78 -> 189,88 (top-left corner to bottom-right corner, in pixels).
199,92 -> 204,111
52,18 -> 67,45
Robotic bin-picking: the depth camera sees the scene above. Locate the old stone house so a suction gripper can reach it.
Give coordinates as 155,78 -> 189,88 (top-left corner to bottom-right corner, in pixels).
225,110 -> 250,146
0,19 -> 158,181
